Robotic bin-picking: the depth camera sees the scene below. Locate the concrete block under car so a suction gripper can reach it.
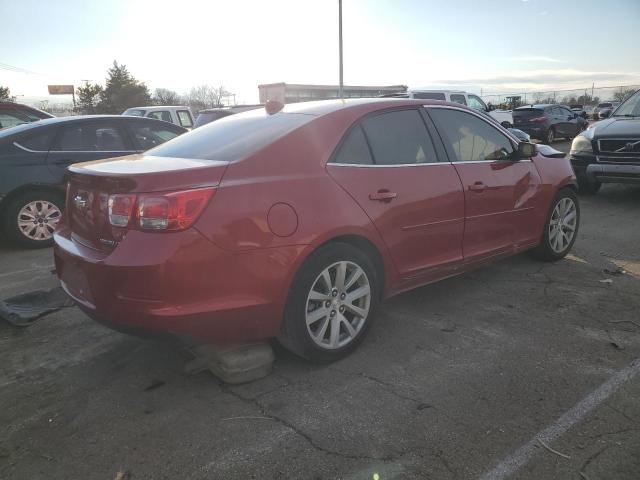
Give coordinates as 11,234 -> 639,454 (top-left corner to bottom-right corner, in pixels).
185,342 -> 275,384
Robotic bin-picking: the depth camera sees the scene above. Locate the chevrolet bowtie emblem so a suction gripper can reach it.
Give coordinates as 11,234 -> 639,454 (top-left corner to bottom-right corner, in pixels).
73,195 -> 87,209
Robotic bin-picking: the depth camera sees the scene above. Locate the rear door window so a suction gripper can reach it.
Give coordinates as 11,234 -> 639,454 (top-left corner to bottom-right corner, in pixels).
449,94 -> 467,106
361,109 -> 438,165
147,110 -> 172,123
177,110 -> 193,127
15,129 -> 54,151
53,123 -> 128,151
331,125 -> 373,165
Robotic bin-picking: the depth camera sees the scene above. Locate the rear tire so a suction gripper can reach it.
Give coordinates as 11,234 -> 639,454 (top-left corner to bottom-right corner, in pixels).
546,127 -> 555,144
530,188 -> 580,262
1,190 -> 64,248
278,242 -> 380,363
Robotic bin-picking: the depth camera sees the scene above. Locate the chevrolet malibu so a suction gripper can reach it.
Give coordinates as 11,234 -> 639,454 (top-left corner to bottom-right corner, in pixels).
54,99 -> 580,362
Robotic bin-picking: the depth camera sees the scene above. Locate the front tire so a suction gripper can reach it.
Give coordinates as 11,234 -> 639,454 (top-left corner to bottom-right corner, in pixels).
1,191 -> 64,248
278,242 -> 380,363
530,188 -> 580,262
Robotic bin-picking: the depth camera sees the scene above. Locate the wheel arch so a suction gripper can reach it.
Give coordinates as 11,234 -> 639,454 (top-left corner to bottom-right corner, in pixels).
0,183 -> 65,216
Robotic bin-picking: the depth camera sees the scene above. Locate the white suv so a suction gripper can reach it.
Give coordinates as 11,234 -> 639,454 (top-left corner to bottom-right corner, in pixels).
122,106 -> 195,129
386,89 -> 514,128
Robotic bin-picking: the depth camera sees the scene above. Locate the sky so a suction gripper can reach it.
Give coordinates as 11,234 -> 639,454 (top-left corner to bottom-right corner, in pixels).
1,0 -> 639,106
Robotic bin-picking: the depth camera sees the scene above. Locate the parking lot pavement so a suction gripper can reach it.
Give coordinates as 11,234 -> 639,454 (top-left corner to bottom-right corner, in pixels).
1,149 -> 639,479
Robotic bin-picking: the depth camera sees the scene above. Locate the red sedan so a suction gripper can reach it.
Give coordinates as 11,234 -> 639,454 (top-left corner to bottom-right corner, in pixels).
54,99 -> 579,362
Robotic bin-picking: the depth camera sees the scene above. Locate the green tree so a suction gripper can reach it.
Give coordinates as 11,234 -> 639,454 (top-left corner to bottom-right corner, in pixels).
76,82 -> 104,114
0,86 -> 11,100
98,61 -> 151,113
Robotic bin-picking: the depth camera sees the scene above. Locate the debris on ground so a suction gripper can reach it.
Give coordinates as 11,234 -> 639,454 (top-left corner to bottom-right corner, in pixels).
598,279 -> 613,285
143,379 -> 166,392
603,267 -> 626,276
114,471 -> 131,480
537,438 -> 570,459
0,287 -> 74,327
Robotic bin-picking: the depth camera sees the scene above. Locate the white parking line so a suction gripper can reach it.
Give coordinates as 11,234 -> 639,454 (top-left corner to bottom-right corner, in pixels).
478,358 -> 640,480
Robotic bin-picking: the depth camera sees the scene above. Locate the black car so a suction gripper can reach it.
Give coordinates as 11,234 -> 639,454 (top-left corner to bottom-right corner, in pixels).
0,115 -> 186,247
570,89 -> 640,194
193,105 -> 262,128
512,104 -> 585,143
0,101 -> 54,129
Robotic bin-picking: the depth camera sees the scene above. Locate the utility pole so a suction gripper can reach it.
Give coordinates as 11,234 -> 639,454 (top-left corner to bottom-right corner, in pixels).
338,0 -> 344,99
591,82 -> 595,101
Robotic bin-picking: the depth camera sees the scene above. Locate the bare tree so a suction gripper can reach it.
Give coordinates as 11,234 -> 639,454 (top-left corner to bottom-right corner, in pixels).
613,88 -> 636,103
153,88 -> 182,105
186,84 -> 231,112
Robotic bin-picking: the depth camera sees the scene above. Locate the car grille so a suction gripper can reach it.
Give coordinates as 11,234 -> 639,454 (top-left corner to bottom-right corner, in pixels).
597,138 -> 640,164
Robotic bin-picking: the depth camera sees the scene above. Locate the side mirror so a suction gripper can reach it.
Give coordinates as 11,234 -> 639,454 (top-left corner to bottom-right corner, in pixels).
517,142 -> 536,159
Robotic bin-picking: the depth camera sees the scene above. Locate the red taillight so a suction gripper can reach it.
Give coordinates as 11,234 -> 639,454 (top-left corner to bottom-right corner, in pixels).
529,116 -> 546,123
138,187 -> 215,231
108,194 -> 136,227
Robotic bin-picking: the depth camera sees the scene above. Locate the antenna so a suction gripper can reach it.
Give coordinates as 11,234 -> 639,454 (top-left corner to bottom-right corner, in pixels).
338,0 -> 344,99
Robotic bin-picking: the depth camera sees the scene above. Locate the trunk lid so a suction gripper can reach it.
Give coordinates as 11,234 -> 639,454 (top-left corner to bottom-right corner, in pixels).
66,154 -> 228,251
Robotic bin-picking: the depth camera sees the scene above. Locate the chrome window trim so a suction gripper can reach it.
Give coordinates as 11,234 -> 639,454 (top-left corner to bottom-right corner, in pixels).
327,162 -> 449,168
13,141 -> 45,153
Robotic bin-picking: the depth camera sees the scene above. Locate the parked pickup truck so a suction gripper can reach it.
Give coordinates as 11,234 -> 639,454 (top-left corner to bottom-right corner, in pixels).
570,89 -> 640,193
384,89 -> 514,127
122,106 -> 194,129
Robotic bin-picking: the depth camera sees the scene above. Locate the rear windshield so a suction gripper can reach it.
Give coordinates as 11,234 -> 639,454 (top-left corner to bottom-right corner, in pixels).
148,109 -> 315,162
412,92 -> 446,100
513,108 -> 544,116
193,111 -> 232,128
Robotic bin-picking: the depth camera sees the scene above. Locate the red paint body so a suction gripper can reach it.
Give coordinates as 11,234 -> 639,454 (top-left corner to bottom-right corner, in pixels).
53,99 -> 576,343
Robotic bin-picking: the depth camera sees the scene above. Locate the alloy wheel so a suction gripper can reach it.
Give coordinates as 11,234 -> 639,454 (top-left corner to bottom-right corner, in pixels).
548,197 -> 577,254
305,261 -> 371,350
17,200 -> 62,241
547,128 -> 555,144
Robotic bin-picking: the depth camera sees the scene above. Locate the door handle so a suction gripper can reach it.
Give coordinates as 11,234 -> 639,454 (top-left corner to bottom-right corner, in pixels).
469,182 -> 486,192
369,190 -> 397,202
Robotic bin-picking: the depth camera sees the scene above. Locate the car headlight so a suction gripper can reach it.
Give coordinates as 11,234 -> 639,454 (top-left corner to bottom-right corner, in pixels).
570,135 -> 593,154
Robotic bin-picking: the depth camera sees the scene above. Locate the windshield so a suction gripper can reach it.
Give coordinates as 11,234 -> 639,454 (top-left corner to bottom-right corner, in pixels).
149,108 -> 314,161
123,109 -> 145,116
612,90 -> 640,117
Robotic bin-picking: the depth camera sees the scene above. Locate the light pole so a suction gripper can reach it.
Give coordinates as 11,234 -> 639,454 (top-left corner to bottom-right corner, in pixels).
338,0 -> 344,99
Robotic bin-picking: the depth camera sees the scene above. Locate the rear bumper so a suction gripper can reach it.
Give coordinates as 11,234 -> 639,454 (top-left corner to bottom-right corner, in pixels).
586,163 -> 640,184
53,225 -> 304,343
513,125 -> 547,138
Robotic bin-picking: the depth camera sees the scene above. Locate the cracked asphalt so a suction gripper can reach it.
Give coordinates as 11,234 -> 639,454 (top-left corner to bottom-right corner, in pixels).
1,141 -> 639,479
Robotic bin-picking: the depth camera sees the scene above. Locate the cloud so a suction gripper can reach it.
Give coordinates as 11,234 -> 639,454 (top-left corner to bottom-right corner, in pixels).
434,69 -> 640,91
509,56 -> 564,63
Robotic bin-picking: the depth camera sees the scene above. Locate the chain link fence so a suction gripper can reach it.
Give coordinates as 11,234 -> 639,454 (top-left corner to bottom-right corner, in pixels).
481,84 -> 639,111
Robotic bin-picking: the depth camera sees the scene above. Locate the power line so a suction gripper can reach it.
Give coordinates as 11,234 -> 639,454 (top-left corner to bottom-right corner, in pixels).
0,62 -> 40,75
